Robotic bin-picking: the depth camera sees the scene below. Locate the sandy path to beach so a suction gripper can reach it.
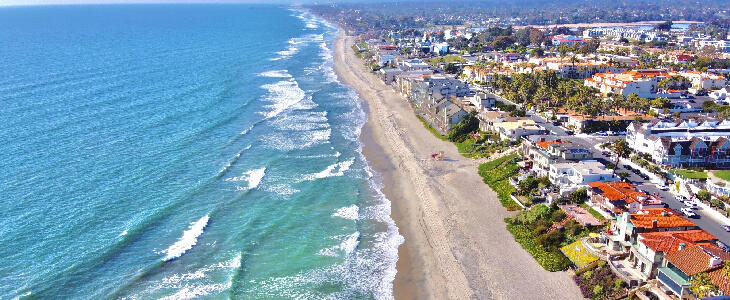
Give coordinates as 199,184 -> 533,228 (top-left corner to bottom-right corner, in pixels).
333,32 -> 584,300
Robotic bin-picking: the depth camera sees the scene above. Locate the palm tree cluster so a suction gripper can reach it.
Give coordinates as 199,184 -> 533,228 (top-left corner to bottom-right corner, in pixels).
488,70 -> 650,118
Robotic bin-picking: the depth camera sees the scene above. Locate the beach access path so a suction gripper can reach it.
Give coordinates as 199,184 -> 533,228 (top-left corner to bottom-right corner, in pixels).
333,32 -> 584,300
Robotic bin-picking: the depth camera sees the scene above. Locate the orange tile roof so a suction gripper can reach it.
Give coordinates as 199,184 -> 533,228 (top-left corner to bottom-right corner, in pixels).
630,208 -> 697,229
707,267 -> 730,295
664,245 -> 730,276
536,140 -> 565,149
587,181 -> 645,202
639,230 -> 717,255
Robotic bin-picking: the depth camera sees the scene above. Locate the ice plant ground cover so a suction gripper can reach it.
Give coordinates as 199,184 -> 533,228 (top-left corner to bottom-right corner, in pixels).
560,241 -> 598,268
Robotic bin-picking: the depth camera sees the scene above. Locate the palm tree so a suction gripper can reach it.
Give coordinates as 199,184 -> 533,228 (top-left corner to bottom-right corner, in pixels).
690,272 -> 718,298
612,139 -> 632,175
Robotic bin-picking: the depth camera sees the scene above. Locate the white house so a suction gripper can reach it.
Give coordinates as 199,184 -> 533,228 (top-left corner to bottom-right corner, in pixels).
549,160 -> 617,195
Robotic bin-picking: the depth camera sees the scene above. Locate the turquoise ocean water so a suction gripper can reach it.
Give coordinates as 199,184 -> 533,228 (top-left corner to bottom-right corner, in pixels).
0,5 -> 402,299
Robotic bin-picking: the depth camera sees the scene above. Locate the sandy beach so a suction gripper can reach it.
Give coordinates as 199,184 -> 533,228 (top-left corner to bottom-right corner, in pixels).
333,31 -> 585,300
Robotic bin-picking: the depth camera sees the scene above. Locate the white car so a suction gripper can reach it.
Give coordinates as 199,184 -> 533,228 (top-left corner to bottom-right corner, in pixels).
656,184 -> 668,191
676,195 -> 687,202
681,208 -> 697,218
684,201 -> 698,209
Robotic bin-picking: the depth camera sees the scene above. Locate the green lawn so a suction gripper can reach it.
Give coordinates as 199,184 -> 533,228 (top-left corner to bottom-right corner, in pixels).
676,169 -> 708,180
425,55 -> 467,66
456,139 -> 476,158
588,208 -> 606,221
416,115 -> 448,141
714,171 -> 730,182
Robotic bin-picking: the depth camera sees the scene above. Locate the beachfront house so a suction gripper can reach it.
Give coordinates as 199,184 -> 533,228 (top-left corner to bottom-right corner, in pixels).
588,181 -> 665,215
549,161 -> 616,196
628,230 -> 717,280
657,245 -> 730,299
493,119 -> 542,141
379,68 -> 402,85
604,209 -> 698,253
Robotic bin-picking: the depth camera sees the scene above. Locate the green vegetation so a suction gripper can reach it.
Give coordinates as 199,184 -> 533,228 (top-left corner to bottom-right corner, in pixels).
416,115 -> 448,141
588,208 -> 606,221
714,171 -> 730,182
561,241 -> 599,268
478,154 -> 521,210
448,111 -> 479,142
676,169 -> 708,180
425,55 -> 466,65
573,261 -> 627,299
506,218 -> 572,272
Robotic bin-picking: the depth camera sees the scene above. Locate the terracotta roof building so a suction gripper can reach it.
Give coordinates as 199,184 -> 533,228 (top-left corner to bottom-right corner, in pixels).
658,245 -> 730,298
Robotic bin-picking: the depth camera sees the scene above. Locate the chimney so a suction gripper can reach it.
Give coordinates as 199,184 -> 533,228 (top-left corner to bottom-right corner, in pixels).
540,137 -> 546,142
710,256 -> 723,267
652,220 -> 658,228
661,212 -> 667,217
678,243 -> 686,251
556,139 -> 561,142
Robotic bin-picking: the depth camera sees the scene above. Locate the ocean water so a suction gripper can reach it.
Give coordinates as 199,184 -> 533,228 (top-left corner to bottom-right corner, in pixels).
0,5 -> 402,299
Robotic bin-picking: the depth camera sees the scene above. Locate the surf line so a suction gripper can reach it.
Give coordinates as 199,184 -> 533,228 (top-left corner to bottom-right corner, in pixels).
162,215 -> 210,262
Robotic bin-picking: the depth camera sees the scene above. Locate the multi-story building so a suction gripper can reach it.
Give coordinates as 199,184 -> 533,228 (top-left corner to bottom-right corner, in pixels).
551,34 -> 586,46
629,230 -> 717,280
549,161 -> 617,195
588,181 -> 665,215
626,120 -> 730,168
585,69 -> 673,98
604,208 -> 698,252
675,71 -> 727,90
657,245 -> 730,299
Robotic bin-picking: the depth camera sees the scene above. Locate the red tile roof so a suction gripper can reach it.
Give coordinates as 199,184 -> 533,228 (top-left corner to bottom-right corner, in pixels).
588,181 -> 646,203
639,230 -> 717,255
664,245 -> 730,276
630,208 -> 697,229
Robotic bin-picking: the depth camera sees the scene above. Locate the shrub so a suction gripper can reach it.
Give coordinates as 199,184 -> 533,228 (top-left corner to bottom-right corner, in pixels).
552,209 -> 567,222
583,270 -> 593,280
593,285 -> 603,295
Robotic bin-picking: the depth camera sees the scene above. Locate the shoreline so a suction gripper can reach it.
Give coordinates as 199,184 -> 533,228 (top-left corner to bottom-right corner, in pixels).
333,30 -> 586,299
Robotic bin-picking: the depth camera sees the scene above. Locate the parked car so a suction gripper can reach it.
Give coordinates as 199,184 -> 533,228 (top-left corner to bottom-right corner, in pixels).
689,99 -> 696,103
681,207 -> 697,218
676,195 -> 687,202
565,130 -> 574,135
624,165 -> 633,171
617,131 -> 627,135
721,225 -> 730,232
602,151 -> 611,156
684,201 -> 698,209
632,169 -> 641,174
641,174 -> 650,180
596,131 -> 608,136
656,183 -> 668,190
607,131 -> 616,136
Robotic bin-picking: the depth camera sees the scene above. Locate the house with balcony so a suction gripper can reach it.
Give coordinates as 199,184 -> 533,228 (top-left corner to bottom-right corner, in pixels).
629,230 -> 717,281
657,245 -> 730,299
493,119 -> 543,141
604,209 -> 698,253
584,69 -> 672,98
549,161 -> 617,196
626,120 -> 730,168
588,181 -> 666,216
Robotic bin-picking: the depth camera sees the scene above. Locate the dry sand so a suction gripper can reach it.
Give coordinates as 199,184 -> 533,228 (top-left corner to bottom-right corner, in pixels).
332,31 -> 586,300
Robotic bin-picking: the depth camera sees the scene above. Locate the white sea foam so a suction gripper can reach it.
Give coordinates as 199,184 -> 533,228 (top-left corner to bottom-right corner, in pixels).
263,184 -> 300,197
333,205 -> 359,220
258,70 -> 291,78
319,232 -> 361,257
119,230 -> 128,237
226,167 -> 266,190
260,79 -> 306,119
264,128 -> 331,151
302,158 -> 354,181
162,215 -> 210,261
